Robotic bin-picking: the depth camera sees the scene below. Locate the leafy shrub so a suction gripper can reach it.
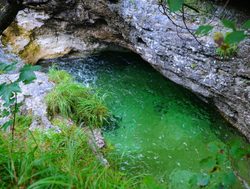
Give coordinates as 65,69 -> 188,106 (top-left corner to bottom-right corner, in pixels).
15,115 -> 32,133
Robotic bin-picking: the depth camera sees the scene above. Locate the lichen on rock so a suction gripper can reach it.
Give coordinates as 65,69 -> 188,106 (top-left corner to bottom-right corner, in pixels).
1,21 -> 31,53
19,41 -> 41,64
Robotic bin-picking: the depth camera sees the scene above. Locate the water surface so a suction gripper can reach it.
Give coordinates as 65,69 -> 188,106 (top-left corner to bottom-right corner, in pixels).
40,51 -> 250,188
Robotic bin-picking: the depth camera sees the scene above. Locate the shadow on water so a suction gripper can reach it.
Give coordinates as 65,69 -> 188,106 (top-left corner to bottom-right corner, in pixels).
39,50 -> 250,188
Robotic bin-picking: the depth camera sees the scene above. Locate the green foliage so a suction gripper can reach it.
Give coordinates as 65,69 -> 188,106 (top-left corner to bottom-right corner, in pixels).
189,141 -> 250,189
161,0 -> 250,58
242,20 -> 250,29
160,0 -> 250,58
15,115 -> 32,133
0,62 -> 17,74
167,0 -> 184,12
0,125 -> 148,188
75,96 -> 109,128
222,19 -> 237,31
224,31 -> 246,45
203,18 -> 249,57
46,69 -> 110,128
216,44 -> 237,58
0,67 -> 163,188
18,64 -> 41,84
1,120 -> 14,130
0,82 -> 21,106
48,67 -> 73,84
46,82 -> 87,118
0,62 -> 40,135
195,25 -> 213,36
196,18 -> 249,58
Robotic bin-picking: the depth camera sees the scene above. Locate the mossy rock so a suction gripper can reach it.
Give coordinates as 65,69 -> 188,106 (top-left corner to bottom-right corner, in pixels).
1,22 -> 31,53
19,41 -> 41,65
1,22 -> 26,44
1,22 -> 43,64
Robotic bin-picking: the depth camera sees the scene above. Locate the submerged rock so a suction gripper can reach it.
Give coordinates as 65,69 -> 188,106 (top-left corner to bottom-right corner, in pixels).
1,0 -> 250,140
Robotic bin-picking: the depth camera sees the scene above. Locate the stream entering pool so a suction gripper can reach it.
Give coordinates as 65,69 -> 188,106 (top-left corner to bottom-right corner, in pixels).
40,51 -> 250,188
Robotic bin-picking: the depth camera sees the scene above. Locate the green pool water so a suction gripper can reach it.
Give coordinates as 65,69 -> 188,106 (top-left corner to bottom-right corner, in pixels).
41,51 -> 250,188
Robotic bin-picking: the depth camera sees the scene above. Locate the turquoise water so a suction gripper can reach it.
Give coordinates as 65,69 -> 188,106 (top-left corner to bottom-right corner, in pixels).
41,51 -> 250,188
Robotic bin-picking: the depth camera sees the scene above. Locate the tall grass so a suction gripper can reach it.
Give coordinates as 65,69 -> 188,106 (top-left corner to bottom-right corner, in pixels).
76,96 -> 109,128
0,124 -> 144,188
46,69 -> 110,128
46,82 -> 89,118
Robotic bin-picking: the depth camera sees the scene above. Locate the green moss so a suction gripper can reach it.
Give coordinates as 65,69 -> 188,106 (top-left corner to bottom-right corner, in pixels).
1,22 -> 28,46
19,41 -> 41,64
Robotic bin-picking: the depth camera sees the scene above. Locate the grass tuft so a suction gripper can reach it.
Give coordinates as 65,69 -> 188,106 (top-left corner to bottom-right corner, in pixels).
46,82 -> 88,118
48,68 -> 73,84
46,69 -> 110,128
75,95 -> 109,128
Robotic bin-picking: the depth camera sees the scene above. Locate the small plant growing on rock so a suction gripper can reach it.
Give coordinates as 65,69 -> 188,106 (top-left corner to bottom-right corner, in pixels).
160,0 -> 250,58
196,19 -> 250,58
213,32 -> 238,58
0,62 -> 40,139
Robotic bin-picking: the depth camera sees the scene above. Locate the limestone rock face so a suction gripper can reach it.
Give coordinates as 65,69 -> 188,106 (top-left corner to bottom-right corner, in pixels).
2,0 -> 250,140
0,71 -> 54,130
